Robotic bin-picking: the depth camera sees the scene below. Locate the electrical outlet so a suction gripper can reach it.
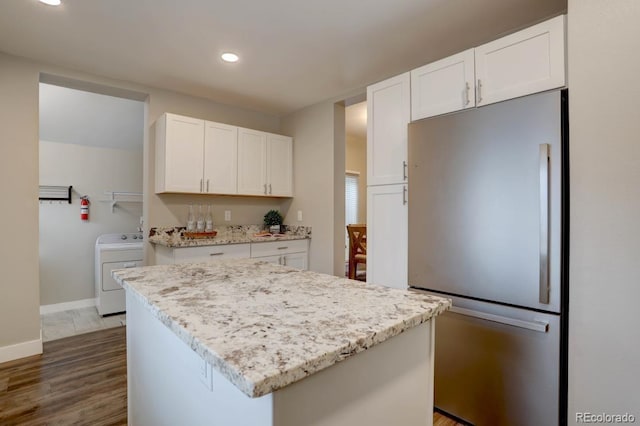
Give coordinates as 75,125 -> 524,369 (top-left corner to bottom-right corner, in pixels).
224,210 -> 231,221
297,210 -> 303,221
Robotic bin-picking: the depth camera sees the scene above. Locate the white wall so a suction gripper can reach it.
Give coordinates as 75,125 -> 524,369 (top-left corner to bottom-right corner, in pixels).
345,134 -> 367,223
281,101 -> 345,276
39,141 -> 143,306
567,1 -> 640,423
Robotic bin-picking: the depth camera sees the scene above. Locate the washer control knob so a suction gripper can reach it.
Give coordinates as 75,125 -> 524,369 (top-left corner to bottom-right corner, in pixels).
121,235 -> 127,240
132,235 -> 138,240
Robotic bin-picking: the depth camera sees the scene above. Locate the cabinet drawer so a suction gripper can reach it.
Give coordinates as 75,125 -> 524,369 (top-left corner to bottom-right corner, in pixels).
173,243 -> 250,264
251,239 -> 308,257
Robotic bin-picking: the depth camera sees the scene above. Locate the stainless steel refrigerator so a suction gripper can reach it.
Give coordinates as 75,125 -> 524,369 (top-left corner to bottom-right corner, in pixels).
408,89 -> 568,426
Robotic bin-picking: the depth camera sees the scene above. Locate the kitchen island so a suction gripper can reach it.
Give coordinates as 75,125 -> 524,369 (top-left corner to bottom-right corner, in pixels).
112,259 -> 451,426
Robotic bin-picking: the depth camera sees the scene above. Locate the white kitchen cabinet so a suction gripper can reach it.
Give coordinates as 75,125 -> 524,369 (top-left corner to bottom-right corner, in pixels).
204,121 -> 238,194
411,49 -> 475,121
367,72 -> 411,186
475,15 -> 565,107
266,134 -> 293,196
366,184 -> 408,290
237,129 -> 293,197
237,128 -> 267,195
155,243 -> 251,265
155,113 -> 205,193
250,239 -> 309,270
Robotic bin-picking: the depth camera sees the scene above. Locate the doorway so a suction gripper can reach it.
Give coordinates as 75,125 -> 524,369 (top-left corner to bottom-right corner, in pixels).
344,100 -> 367,277
38,81 -> 145,341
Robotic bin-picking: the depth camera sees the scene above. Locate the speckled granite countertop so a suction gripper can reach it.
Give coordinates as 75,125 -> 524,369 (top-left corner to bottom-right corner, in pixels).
148,225 -> 311,247
112,259 -> 451,398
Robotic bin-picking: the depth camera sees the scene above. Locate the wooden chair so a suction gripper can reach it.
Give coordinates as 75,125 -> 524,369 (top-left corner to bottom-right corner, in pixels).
347,224 -> 367,280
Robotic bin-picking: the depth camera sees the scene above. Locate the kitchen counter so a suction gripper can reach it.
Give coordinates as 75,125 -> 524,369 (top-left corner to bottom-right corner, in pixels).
114,259 -> 450,425
148,225 -> 311,248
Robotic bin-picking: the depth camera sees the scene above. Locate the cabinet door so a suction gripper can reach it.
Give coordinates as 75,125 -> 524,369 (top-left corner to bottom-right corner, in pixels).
411,49 -> 475,121
266,134 -> 293,196
283,252 -> 308,270
366,184 -> 408,290
367,73 -> 411,186
237,128 -> 267,195
475,15 -> 565,106
159,114 -> 205,193
204,121 -> 238,194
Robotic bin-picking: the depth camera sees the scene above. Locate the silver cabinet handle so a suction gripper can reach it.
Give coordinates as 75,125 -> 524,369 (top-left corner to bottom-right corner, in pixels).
277,246 -> 288,250
123,262 -> 137,268
464,82 -> 471,105
449,306 -> 549,333
209,252 -> 224,256
476,79 -> 483,104
206,179 -> 210,192
539,144 -> 550,304
200,179 -> 203,193
402,161 -> 408,181
402,185 -> 407,205
280,256 -> 284,265
269,183 -> 272,194
263,184 -> 267,195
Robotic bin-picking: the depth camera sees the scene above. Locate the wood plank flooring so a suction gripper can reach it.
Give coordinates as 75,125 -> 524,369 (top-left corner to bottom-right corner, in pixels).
0,327 -> 127,426
0,326 -> 463,425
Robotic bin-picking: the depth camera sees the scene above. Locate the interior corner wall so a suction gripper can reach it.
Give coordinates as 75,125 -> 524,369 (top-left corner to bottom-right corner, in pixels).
0,52 -> 42,351
281,101 -> 340,275
39,141 -> 143,306
345,134 -> 367,223
567,1 -> 640,423
333,105 -> 346,277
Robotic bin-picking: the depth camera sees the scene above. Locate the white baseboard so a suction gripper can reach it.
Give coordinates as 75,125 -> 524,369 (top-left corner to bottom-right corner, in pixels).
40,298 -> 97,315
0,337 -> 43,364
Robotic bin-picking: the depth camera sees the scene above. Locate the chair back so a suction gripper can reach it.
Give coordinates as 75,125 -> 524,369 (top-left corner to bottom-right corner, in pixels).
346,224 -> 367,257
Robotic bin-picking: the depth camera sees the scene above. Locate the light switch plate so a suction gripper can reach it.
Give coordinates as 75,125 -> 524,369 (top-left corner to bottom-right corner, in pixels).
297,210 -> 303,221
224,210 -> 231,221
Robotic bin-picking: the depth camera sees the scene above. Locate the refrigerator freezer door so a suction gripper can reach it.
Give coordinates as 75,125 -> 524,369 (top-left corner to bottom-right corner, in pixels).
408,90 -> 562,313
432,294 -> 560,426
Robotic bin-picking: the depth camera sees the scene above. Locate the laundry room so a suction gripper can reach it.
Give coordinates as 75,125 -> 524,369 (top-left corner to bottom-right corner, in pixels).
38,81 -> 145,339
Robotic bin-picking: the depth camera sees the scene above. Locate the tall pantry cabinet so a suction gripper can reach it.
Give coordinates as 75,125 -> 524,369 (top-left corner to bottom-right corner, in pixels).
366,73 -> 410,290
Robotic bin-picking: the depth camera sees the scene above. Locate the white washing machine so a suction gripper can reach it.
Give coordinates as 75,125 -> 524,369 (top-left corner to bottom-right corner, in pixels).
95,233 -> 144,316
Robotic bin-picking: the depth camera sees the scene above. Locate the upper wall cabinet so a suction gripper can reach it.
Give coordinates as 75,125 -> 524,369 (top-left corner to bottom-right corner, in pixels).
237,129 -> 293,197
204,121 -> 238,194
411,49 -> 475,121
155,113 -> 205,193
367,72 -> 411,186
155,113 -> 292,197
410,15 -> 566,121
475,15 -> 566,107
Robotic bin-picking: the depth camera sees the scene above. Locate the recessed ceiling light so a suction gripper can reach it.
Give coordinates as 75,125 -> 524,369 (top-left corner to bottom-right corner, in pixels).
221,52 -> 239,63
39,0 -> 61,5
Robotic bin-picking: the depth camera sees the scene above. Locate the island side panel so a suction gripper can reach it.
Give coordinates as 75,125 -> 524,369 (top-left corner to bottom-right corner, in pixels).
273,320 -> 435,426
126,292 -> 275,426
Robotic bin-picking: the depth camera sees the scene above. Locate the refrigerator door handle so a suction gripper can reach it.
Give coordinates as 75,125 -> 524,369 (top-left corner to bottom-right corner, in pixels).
449,306 -> 549,333
539,143 -> 550,304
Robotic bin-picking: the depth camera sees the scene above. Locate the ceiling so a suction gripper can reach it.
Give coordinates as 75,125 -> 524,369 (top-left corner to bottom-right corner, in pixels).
1,0 -> 566,116
39,83 -> 144,150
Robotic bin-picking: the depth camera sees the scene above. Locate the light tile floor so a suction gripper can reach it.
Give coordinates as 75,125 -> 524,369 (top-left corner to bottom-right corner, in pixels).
40,307 -> 126,342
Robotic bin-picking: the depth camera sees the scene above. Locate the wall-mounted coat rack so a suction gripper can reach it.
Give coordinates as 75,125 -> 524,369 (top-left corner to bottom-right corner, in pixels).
100,191 -> 143,213
39,185 -> 73,203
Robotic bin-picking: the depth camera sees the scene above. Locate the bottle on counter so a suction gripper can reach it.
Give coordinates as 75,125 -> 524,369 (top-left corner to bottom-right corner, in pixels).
205,205 -> 214,233
196,205 -> 205,232
186,204 -> 196,232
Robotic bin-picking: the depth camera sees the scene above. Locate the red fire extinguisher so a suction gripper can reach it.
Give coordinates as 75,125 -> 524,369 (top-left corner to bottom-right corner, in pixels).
80,196 -> 90,221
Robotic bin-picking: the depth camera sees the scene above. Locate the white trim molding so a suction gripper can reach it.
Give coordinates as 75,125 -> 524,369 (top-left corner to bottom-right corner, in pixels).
0,337 -> 43,364
40,298 -> 96,315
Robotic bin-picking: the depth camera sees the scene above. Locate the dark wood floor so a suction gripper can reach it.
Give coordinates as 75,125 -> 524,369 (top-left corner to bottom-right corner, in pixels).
0,327 -> 127,426
0,326 -> 462,425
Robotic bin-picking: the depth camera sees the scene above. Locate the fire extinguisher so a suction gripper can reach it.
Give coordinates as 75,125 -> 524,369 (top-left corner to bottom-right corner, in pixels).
80,196 -> 90,221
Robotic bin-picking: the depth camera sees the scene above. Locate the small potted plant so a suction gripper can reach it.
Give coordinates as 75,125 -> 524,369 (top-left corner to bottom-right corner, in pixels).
264,209 -> 284,234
